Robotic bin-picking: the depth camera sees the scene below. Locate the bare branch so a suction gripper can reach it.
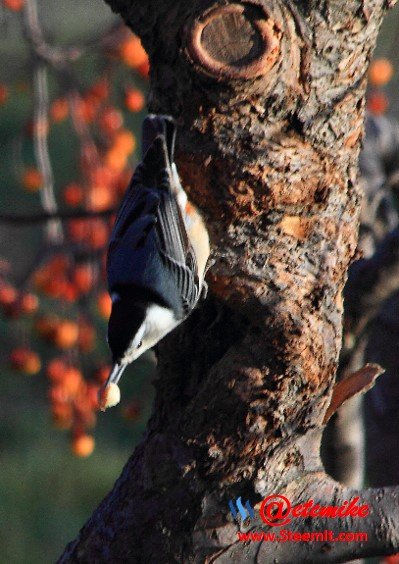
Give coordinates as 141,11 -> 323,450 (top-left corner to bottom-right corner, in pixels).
24,0 -> 64,243
0,209 -> 115,224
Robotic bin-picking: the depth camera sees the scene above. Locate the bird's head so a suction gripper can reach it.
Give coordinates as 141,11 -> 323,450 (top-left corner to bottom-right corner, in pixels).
106,291 -> 179,386
106,293 -> 147,385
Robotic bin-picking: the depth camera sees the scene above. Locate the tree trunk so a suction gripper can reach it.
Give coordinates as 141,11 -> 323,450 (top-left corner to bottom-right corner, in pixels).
60,1 -> 399,562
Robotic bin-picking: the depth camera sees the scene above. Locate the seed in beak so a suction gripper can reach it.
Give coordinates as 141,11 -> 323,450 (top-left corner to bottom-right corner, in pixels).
99,382 -> 121,411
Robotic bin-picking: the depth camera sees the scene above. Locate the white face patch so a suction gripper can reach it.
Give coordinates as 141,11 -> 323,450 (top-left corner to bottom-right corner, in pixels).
120,304 -> 179,364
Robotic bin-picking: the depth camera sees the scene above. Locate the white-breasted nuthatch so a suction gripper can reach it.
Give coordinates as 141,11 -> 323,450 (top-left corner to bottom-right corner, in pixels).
104,115 -> 210,390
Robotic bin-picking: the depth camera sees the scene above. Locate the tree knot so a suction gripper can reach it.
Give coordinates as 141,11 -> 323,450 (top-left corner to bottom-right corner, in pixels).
186,3 -> 281,80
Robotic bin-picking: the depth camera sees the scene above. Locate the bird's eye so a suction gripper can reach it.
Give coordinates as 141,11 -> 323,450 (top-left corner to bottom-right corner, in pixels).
137,341 -> 143,349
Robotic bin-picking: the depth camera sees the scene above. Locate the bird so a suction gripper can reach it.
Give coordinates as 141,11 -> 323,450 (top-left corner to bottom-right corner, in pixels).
104,114 -> 210,392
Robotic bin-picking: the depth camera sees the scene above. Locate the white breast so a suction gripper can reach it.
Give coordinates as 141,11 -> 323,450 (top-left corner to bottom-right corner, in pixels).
145,304 -> 179,337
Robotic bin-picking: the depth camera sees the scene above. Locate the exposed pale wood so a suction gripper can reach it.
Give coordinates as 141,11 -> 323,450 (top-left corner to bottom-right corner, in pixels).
324,363 -> 385,424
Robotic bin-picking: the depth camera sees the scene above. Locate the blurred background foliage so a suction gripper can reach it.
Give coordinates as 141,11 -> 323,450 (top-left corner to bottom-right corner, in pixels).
0,1 -> 155,562
0,1 -> 399,563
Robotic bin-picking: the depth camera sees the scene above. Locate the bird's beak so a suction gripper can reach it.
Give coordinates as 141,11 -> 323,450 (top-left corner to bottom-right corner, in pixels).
105,363 -> 127,387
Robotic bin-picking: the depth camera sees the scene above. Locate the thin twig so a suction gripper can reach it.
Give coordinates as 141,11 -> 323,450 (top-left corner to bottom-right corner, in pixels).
33,62 -> 64,243
0,208 -> 116,224
25,0 -> 64,244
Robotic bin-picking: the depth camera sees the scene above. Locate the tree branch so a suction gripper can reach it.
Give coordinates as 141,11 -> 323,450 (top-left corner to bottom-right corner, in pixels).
0,209 -> 115,224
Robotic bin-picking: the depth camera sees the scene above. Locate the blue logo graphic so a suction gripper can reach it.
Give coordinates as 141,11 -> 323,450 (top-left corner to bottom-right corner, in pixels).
229,497 -> 255,521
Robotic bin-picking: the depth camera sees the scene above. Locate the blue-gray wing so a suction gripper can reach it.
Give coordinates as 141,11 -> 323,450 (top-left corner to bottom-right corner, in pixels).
107,123 -> 199,315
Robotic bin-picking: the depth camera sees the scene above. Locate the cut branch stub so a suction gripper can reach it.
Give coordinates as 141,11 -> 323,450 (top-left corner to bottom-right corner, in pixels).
323,363 -> 385,424
186,3 -> 281,80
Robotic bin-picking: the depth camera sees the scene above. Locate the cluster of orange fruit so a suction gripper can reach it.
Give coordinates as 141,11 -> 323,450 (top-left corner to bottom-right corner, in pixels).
33,255 -> 101,303
18,31 -> 149,202
119,34 -> 150,77
0,282 -> 39,319
10,347 -> 41,375
47,358 -> 110,457
35,316 -> 94,352
367,58 -> 394,116
1,26 -> 150,457
0,282 -> 41,375
55,95 -> 143,246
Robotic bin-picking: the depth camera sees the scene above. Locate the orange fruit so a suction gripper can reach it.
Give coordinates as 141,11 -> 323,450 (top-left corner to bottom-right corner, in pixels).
73,264 -> 94,293
97,292 -> 112,319
61,283 -> 79,302
62,367 -> 82,396
75,98 -> 96,124
137,60 -> 150,78
46,358 -> 67,382
99,107 -> 123,135
0,284 -> 17,306
88,185 -> 114,211
367,92 -> 389,115
50,98 -> 69,123
51,402 -> 73,429
10,348 -> 41,375
71,434 -> 95,457
68,219 -> 87,243
119,36 -> 148,69
25,353 -> 41,375
20,293 -> 39,314
40,277 -> 69,299
114,130 -> 136,155
22,167 -> 43,192
105,148 -> 128,172
85,220 -> 109,250
48,385 -> 70,404
48,255 -> 69,274
125,89 -> 145,113
88,165 -> 115,187
52,320 -> 79,349
369,58 -> 394,87
3,0 -> 25,10
63,183 -> 83,207
87,79 -> 109,102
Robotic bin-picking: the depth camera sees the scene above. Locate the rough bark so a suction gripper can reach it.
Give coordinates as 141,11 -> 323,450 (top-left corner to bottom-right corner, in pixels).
60,1 -> 399,562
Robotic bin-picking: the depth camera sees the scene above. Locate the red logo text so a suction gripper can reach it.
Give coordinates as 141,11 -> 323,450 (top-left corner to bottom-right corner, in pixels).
259,495 -> 369,527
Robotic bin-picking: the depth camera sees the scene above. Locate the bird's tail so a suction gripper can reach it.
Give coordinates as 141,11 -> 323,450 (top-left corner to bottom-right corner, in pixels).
141,115 -> 210,284
141,114 -> 187,208
142,114 -> 176,164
